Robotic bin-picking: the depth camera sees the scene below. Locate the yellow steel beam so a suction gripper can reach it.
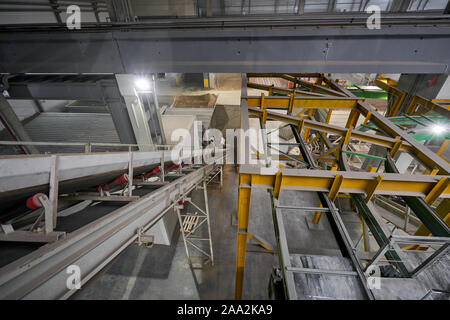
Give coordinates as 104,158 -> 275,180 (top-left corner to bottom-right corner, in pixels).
361,217 -> 368,252
280,74 -> 347,97
377,75 -> 398,86
235,173 -> 252,300
345,109 -> 360,128
375,79 -> 406,117
437,140 -> 450,160
323,76 -> 357,98
363,111 -> 372,125
247,232 -> 273,251
343,126 -> 353,146
307,135 -> 320,145
273,171 -> 282,198
390,136 -> 402,157
303,109 -> 316,141
365,174 -> 384,202
317,144 -> 341,161
288,93 -> 295,113
326,109 -> 333,124
312,202 -> 323,224
243,96 -> 363,109
425,177 -> 449,206
297,119 -> 305,134
328,174 -> 344,201
406,95 -> 450,118
252,154 -> 337,162
247,72 -> 322,78
247,82 -> 326,97
357,102 -> 450,175
239,165 -> 450,199
247,107 -> 413,152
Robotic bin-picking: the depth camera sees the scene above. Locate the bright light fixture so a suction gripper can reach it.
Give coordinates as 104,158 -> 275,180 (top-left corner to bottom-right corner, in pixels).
431,124 -> 446,135
135,77 -> 151,91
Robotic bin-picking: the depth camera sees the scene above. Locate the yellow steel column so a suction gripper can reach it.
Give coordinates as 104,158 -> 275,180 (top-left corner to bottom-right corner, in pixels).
326,109 -> 333,124
312,202 -> 323,224
303,109 -> 316,141
312,154 -> 338,224
437,140 -> 450,158
235,173 -> 252,300
361,217 -> 368,252
345,108 -> 360,129
328,174 -> 344,201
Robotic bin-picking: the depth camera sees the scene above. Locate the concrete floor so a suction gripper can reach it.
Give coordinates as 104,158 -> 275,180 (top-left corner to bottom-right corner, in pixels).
72,164 -> 373,300
73,165 -> 277,299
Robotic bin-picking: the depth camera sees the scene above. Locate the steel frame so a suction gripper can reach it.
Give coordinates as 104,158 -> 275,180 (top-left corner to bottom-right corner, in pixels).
176,175 -> 217,266
235,73 -> 450,300
0,152 -> 223,299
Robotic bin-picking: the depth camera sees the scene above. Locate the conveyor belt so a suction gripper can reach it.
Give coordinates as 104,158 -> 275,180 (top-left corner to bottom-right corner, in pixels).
0,148 -> 223,299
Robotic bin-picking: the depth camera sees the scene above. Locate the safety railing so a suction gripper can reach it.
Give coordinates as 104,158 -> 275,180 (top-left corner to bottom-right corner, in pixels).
364,234 -> 450,278
0,140 -> 176,153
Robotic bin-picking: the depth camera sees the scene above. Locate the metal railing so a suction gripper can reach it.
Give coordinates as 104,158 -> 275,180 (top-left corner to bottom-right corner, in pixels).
364,234 -> 450,278
0,140 -> 175,153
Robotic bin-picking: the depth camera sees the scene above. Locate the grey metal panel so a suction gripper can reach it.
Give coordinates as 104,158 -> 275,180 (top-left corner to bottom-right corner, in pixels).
7,83 -> 105,100
23,113 -> 121,154
409,251 -> 450,292
290,254 -> 367,300
1,24 -> 450,73
0,32 -> 125,74
0,113 -> 121,155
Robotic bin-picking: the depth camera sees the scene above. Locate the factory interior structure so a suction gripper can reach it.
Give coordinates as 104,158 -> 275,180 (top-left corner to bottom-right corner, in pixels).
0,0 -> 449,302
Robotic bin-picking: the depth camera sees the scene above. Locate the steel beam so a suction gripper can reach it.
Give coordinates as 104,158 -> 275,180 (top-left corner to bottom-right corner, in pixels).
0,95 -> 38,154
246,82 -> 326,97
5,81 -> 106,100
357,102 -> 450,174
406,95 -> 450,119
385,155 -> 450,237
351,194 -> 410,276
234,176 -> 251,300
1,22 -> 450,73
238,165 -> 450,199
247,107 -> 413,152
244,96 -> 364,109
374,79 -> 407,116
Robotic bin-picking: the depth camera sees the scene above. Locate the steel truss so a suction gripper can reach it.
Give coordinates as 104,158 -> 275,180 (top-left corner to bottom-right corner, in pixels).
235,73 -> 450,300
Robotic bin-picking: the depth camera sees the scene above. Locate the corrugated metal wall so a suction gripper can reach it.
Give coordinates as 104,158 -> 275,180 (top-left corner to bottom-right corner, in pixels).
0,112 -> 121,155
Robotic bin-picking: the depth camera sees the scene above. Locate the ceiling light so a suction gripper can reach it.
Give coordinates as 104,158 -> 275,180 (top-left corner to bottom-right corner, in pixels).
135,77 -> 151,91
431,124 -> 446,135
